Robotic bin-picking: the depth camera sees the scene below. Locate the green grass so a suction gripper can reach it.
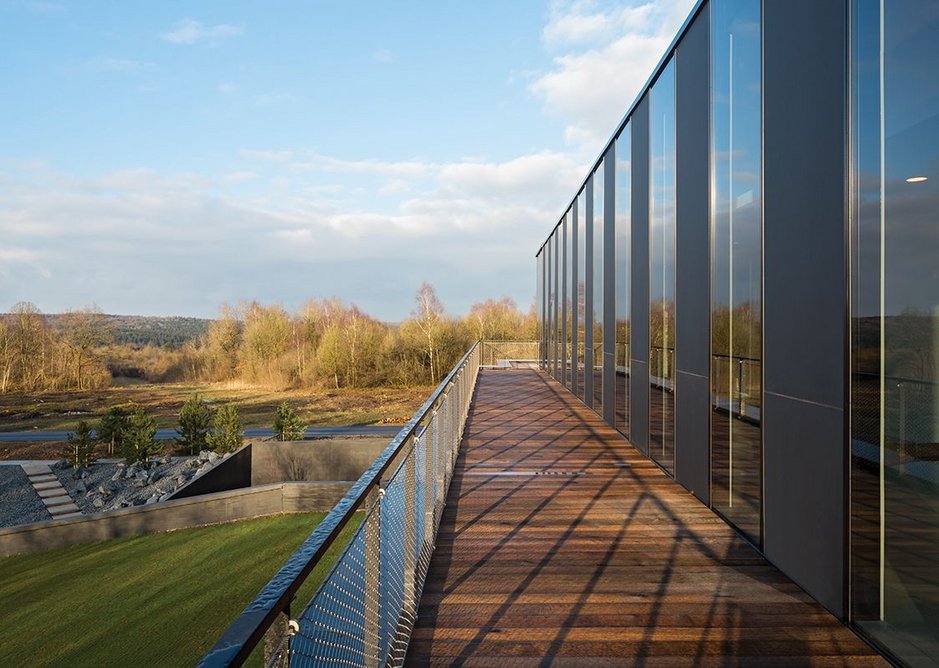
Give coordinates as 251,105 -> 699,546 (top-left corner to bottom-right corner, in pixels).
0,512 -> 362,667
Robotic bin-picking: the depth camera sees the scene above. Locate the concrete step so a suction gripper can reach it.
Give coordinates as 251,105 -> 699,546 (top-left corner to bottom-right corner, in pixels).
37,487 -> 69,499
33,480 -> 61,491
28,474 -> 57,483
51,511 -> 83,520
21,463 -> 53,476
41,495 -> 73,508
48,503 -> 81,515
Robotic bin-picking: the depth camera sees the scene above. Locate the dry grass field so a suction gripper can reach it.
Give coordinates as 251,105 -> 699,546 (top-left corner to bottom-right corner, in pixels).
0,382 -> 430,460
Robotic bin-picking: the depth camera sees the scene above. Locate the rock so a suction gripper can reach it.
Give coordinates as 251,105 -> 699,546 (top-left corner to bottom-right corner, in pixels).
76,480 -> 87,494
207,451 -> 219,463
80,469 -> 89,479
159,493 -> 171,502
97,485 -> 107,495
124,467 -> 137,479
145,495 -> 159,505
92,497 -> 105,509
195,465 -> 209,476
111,471 -> 122,482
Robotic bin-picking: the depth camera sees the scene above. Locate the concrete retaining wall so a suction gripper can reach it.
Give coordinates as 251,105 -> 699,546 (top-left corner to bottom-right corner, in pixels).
0,481 -> 351,558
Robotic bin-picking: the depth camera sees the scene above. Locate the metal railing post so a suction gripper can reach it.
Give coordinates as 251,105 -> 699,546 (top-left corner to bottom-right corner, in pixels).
262,603 -> 291,668
363,485 -> 382,667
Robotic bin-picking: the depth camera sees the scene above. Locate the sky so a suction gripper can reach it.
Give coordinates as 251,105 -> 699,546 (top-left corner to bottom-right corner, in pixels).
0,0 -> 696,321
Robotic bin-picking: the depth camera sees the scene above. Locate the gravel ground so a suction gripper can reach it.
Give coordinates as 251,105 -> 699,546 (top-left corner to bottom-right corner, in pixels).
53,451 -> 224,514
0,466 -> 51,528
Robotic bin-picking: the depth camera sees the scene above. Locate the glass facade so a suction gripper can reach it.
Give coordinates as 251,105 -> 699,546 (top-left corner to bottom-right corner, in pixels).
615,125 -> 631,437
577,190 -> 587,403
649,59 -> 677,474
850,1 -> 939,662
710,0 -> 762,544
593,163 -> 605,414
533,5 -> 939,665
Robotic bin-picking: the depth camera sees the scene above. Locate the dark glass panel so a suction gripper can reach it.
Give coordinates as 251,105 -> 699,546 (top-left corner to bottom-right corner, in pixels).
593,163 -> 605,415
650,58 -> 677,474
615,126 -> 632,437
851,2 -> 939,663
710,0 -> 762,543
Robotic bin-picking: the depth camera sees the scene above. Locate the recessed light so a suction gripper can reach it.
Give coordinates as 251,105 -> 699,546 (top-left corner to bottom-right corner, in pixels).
906,176 -> 928,183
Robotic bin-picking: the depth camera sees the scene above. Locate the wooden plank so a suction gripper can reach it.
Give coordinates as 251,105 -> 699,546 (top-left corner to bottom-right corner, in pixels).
405,370 -> 885,666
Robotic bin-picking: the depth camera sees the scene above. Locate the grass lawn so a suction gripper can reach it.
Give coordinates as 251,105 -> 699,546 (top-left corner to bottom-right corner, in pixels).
0,512 -> 362,667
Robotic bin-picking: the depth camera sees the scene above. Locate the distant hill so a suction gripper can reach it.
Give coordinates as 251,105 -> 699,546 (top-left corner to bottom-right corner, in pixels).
98,315 -> 211,347
0,313 -> 212,348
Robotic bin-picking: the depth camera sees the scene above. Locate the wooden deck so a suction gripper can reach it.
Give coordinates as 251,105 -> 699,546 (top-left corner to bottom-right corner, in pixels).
406,369 -> 886,667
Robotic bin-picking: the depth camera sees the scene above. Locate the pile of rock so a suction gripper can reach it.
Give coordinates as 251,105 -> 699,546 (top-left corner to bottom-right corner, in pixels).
54,451 -> 226,515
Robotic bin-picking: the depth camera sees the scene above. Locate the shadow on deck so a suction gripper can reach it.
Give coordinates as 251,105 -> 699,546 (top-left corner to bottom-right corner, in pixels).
406,369 -> 884,667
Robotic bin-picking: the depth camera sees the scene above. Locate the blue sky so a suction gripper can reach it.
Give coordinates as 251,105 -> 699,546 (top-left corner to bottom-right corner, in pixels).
0,0 -> 695,320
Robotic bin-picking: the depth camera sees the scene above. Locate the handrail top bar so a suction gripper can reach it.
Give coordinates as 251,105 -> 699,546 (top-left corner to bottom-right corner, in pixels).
198,341 -> 480,667
535,0 -> 707,258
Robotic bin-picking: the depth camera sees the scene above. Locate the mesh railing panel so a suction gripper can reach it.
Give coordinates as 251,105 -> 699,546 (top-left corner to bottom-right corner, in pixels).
262,347 -> 478,668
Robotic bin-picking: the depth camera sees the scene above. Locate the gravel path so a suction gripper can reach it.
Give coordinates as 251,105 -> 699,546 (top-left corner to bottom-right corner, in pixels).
0,466 -> 51,527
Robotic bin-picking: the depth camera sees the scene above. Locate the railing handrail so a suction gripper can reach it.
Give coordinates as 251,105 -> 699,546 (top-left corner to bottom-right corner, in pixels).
198,342 -> 481,667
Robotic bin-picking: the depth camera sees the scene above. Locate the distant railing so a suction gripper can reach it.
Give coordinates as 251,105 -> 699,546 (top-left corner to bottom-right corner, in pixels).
199,343 -> 482,667
479,340 -> 539,368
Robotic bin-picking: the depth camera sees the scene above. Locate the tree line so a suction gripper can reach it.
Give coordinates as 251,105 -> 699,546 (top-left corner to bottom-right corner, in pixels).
0,284 -> 536,393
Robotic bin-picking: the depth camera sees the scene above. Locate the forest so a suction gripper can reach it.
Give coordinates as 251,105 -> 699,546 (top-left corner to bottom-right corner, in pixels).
0,284 -> 536,394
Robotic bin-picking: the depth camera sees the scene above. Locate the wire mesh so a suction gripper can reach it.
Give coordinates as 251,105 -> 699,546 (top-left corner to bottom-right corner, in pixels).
265,345 -> 479,667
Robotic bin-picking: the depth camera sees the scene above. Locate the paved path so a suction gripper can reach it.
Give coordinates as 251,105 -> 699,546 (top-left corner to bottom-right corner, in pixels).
407,369 -> 885,666
0,425 -> 402,443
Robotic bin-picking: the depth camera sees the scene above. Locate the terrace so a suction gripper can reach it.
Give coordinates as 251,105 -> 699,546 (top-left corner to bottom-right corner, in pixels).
201,344 -> 884,666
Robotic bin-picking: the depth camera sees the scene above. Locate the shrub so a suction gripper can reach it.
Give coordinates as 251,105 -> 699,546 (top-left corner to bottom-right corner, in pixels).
64,420 -> 97,468
207,403 -> 243,454
176,393 -> 211,455
272,401 -> 305,441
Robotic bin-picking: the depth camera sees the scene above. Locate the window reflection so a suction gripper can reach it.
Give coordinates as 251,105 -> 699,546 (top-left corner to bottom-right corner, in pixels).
615,126 -> 631,437
710,0 -> 762,544
593,163 -> 605,415
565,210 -> 573,388
577,191 -> 587,402
650,59 -> 677,474
851,1 -> 939,663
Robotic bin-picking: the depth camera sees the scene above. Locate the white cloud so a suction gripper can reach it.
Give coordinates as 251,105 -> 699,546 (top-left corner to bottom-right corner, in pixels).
160,19 -> 244,45
532,0 -> 697,152
372,49 -> 393,63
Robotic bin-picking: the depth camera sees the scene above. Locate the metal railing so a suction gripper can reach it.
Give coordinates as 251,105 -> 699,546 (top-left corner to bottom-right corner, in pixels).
199,343 -> 482,667
479,340 -> 539,368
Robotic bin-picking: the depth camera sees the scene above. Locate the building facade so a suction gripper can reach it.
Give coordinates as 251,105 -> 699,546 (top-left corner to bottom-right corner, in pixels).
536,1 -> 938,665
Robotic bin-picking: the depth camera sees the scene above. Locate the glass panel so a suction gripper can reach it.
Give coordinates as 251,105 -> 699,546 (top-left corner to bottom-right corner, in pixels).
537,250 -> 545,368
547,236 -> 555,376
851,2 -> 939,663
710,0 -> 762,544
650,58 -> 676,474
593,163 -> 605,415
577,190 -> 587,403
561,215 -> 569,387
615,126 -> 632,437
554,230 -> 561,379
566,209 -> 573,388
